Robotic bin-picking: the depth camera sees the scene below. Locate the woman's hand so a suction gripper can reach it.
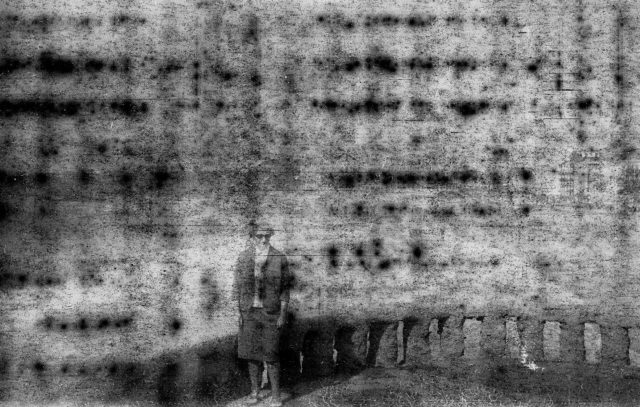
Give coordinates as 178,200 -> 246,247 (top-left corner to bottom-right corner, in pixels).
277,314 -> 286,329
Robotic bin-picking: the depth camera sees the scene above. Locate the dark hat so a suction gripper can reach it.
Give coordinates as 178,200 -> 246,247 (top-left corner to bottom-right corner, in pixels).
248,220 -> 275,236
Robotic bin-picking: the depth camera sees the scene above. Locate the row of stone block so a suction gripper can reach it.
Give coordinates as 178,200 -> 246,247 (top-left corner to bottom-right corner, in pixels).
293,317 -> 640,375
405,317 -> 635,366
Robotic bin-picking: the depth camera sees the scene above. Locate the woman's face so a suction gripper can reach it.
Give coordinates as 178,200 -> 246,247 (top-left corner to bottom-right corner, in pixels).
253,231 -> 271,249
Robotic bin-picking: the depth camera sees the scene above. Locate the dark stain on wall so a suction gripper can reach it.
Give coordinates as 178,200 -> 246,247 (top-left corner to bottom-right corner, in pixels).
364,54 -> 397,74
110,100 -> 149,116
406,15 -> 436,27
244,14 -> 259,44
31,14 -> 54,32
431,207 -> 456,217
330,170 -> 480,188
34,172 -> 49,185
0,100 -> 80,116
577,130 -> 587,143
406,57 -> 435,70
453,169 -> 478,183
118,170 -> 134,188
38,51 -> 75,74
33,361 -> 46,373
171,319 -> 182,331
556,74 -> 563,90
78,169 -> 93,184
0,270 -> 29,290
526,58 -> 541,73
576,97 -> 594,110
470,203 -> 497,217
311,98 -> 401,114
448,100 -> 489,117
151,168 -> 172,189
212,64 -> 237,81
444,15 -> 464,24
250,72 -> 262,87
448,58 -> 477,72
0,58 -> 30,74
85,58 -> 105,72
111,14 -> 146,26
0,170 -> 27,187
492,147 -> 509,159
364,15 -> 401,27
159,60 -> 184,75
519,167 -> 533,181
328,245 -> 339,268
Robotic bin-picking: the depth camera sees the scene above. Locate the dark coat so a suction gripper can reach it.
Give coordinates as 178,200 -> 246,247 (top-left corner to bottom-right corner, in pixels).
233,245 -> 293,314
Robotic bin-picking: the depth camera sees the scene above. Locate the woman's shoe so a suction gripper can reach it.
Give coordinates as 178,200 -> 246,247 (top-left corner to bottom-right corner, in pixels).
246,391 -> 259,405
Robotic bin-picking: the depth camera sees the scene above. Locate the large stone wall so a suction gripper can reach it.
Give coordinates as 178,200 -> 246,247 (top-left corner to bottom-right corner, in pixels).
1,0 -> 639,403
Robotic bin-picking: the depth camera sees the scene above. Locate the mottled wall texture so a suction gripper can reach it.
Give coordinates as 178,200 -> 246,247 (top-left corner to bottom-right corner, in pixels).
1,0 -> 640,404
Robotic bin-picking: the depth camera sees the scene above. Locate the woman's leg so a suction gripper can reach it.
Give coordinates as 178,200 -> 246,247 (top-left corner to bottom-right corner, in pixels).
248,360 -> 261,396
266,361 -> 281,401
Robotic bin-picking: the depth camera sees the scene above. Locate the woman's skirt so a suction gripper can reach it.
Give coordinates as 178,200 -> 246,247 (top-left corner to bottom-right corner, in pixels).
238,308 -> 281,362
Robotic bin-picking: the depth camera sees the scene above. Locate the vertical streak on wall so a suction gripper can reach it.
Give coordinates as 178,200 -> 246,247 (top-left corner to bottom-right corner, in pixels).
237,10 -> 263,222
156,0 -> 183,342
258,3 -> 303,241
614,1 -> 640,323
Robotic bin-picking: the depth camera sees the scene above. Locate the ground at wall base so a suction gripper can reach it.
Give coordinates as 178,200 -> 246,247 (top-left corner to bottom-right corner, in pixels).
225,362 -> 640,407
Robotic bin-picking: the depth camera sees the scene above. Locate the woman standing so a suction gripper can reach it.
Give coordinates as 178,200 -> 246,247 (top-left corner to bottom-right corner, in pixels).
233,223 -> 293,406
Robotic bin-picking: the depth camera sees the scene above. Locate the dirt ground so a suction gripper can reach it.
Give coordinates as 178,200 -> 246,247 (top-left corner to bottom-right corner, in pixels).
3,361 -> 640,406
226,362 -> 640,407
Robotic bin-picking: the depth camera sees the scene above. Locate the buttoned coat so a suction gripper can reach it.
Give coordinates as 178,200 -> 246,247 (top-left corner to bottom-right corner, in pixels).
233,245 -> 293,314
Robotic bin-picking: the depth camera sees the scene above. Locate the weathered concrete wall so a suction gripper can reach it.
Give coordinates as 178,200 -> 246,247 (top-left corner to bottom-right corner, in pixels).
1,0 -> 640,403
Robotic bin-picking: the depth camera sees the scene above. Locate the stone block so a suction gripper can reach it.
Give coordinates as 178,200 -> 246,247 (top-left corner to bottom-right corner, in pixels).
560,323 -> 584,363
375,323 -> 398,367
334,324 -> 368,372
543,321 -> 561,361
428,318 -> 442,360
519,319 -> 543,362
584,322 -> 601,364
601,326 -> 628,365
462,318 -> 483,360
481,316 -> 506,359
301,329 -> 335,376
505,318 -> 521,359
405,320 -> 431,366
628,328 -> 640,367
481,316 -> 505,359
441,316 -> 464,359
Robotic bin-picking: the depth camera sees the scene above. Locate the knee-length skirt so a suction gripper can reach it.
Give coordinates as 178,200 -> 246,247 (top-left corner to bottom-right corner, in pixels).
238,308 -> 281,362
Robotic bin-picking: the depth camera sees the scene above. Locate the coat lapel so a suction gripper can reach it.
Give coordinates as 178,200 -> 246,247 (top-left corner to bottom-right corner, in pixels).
260,245 -> 274,275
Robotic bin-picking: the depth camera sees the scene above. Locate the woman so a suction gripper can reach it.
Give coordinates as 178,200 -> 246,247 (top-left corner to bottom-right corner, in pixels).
233,223 -> 293,406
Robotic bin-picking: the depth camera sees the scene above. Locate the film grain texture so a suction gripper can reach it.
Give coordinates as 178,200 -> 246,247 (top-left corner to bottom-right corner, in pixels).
1,0 -> 640,405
